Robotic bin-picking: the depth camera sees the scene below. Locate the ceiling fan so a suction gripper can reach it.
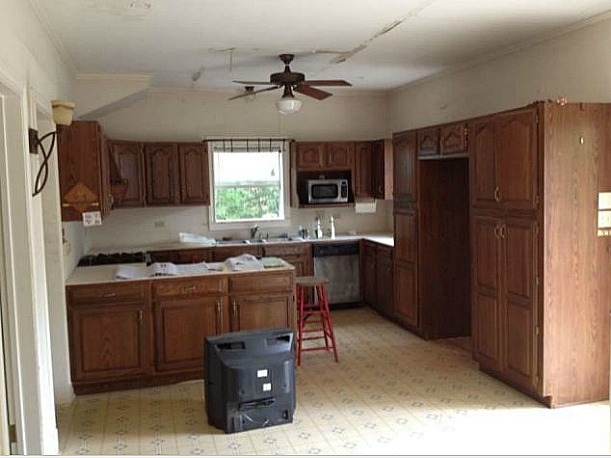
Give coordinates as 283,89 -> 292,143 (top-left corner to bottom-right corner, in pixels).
228,53 -> 352,104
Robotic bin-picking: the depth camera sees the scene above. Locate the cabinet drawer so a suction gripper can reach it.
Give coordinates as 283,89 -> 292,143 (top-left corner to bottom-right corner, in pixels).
229,272 -> 294,294
68,282 -> 147,305
263,243 -> 310,257
153,277 -> 227,298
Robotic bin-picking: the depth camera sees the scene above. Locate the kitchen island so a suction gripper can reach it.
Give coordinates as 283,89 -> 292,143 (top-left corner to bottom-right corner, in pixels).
65,261 -> 295,394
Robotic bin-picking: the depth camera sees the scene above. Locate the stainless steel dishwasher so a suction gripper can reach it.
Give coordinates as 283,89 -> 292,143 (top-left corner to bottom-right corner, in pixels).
312,242 -> 360,309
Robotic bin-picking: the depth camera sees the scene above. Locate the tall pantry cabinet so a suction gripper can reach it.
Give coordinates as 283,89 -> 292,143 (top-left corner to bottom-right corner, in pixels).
470,102 -> 610,407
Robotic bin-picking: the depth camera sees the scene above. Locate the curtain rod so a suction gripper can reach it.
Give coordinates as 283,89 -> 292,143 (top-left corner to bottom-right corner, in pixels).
203,137 -> 294,152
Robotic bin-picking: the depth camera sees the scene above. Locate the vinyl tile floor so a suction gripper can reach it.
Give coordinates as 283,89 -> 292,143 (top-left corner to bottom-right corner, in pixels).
57,307 -> 610,455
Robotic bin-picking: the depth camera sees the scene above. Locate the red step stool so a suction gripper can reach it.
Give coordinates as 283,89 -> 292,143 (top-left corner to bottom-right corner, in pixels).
295,276 -> 339,366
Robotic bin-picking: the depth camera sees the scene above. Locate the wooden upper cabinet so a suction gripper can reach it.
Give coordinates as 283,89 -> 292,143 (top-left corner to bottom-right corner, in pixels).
371,139 -> 393,200
325,142 -> 354,169
470,116 -> 498,209
57,121 -> 111,221
393,131 -> 417,205
495,107 -> 538,212
178,143 -> 210,205
293,141 -> 354,171
294,142 -> 325,170
417,128 -> 439,157
354,142 -> 373,198
108,140 -> 145,208
440,122 -> 468,156
144,143 -> 180,206
470,108 -> 538,212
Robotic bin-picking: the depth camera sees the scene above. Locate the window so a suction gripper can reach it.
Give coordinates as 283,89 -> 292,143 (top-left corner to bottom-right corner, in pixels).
210,139 -> 288,226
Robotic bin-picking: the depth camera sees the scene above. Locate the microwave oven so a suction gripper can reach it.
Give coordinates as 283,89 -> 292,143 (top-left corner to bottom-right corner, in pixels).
306,178 -> 349,204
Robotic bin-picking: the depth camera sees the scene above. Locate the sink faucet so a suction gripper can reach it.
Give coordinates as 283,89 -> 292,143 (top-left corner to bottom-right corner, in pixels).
250,224 -> 260,239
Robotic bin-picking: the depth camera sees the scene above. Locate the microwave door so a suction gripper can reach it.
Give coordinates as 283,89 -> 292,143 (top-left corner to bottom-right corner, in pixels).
311,184 -> 338,200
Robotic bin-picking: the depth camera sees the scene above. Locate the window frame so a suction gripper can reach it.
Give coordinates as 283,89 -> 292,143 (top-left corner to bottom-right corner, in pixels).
208,140 -> 291,231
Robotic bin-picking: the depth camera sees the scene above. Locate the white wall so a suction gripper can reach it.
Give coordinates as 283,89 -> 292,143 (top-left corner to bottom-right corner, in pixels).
84,88 -> 392,251
388,16 -> 611,132
0,0 -> 74,453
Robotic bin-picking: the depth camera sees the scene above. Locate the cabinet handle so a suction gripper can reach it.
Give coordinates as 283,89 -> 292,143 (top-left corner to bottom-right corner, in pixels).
216,301 -> 222,330
494,186 -> 500,202
494,225 -> 500,239
182,285 -> 197,294
101,292 -> 117,298
138,310 -> 143,325
500,224 -> 507,239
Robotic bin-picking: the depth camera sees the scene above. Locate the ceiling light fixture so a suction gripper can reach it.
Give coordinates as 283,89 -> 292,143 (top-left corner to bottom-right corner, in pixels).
276,86 -> 302,115
29,100 -> 75,197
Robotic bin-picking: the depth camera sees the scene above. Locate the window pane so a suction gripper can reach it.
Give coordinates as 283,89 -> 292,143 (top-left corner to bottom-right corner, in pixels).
213,150 -> 284,223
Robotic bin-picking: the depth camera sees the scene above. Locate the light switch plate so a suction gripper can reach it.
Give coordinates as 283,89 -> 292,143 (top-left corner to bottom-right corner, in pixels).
82,211 -> 102,227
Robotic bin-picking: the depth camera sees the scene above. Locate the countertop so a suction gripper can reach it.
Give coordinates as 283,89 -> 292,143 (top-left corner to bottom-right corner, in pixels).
66,261 -> 295,286
89,232 -> 394,254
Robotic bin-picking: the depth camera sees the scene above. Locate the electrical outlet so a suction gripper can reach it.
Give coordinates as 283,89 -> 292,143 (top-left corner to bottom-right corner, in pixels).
154,220 -> 165,228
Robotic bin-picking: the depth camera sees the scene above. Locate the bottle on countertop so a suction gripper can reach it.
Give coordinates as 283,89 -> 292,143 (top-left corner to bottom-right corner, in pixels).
328,216 -> 336,239
314,216 -> 323,239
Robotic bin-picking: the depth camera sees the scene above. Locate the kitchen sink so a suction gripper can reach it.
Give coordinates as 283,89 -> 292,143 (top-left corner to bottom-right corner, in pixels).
215,238 -> 268,245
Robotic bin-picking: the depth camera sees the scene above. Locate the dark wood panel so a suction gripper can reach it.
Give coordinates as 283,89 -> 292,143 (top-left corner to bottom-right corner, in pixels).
417,127 -> 439,157
418,159 -> 470,338
394,211 -> 417,263
69,302 -> 150,382
154,297 -> 223,372
231,294 -> 295,332
473,293 -> 501,370
325,142 -> 354,169
294,142 -> 324,170
496,107 -> 538,212
393,260 -> 418,327
361,241 -> 377,307
144,143 -> 180,205
376,245 -> 393,315
354,141 -> 373,198
211,245 -> 262,262
393,131 -> 417,203
176,248 -> 211,264
108,140 -> 145,207
372,139 -> 393,200
469,116 -> 497,209
178,143 -> 209,205
440,122 -> 468,155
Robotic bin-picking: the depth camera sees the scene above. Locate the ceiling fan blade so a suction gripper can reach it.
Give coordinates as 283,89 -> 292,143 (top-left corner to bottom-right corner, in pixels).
294,84 -> 333,100
232,80 -> 272,85
301,80 -> 352,87
228,86 -> 279,100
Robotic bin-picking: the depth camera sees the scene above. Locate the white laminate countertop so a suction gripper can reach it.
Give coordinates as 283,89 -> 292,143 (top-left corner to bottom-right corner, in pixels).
66,262 -> 295,286
88,233 -> 394,254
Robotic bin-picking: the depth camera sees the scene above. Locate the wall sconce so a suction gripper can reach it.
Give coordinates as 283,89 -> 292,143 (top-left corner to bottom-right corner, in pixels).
29,100 -> 75,197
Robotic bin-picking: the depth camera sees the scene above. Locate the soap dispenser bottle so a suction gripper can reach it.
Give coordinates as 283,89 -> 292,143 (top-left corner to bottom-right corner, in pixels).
314,216 -> 323,239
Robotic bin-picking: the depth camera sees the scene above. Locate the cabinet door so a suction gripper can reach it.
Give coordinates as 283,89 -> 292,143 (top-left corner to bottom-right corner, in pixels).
394,259 -> 418,327
376,246 -> 393,314
325,142 -> 354,169
371,139 -> 393,200
471,215 -> 502,370
154,297 -> 223,372
263,244 -> 312,276
394,211 -> 417,263
417,127 -> 439,157
144,143 -> 180,205
496,108 -> 538,212
440,123 -> 468,156
294,142 -> 325,170
354,142 -> 373,198
469,117 -> 498,209
108,140 -> 145,207
178,143 -> 210,205
177,249 -> 211,264
502,218 -> 538,389
57,121 -> 107,221
361,242 -> 377,307
393,131 -> 417,205
230,294 -> 295,332
68,302 -> 150,382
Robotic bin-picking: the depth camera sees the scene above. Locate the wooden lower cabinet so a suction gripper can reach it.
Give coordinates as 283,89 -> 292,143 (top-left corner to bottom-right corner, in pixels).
376,245 -> 393,315
263,243 -> 312,277
361,241 -> 377,307
471,213 -> 538,393
154,296 -> 226,373
230,294 -> 295,331
393,260 -> 418,328
66,268 -> 295,393
69,302 -> 151,383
